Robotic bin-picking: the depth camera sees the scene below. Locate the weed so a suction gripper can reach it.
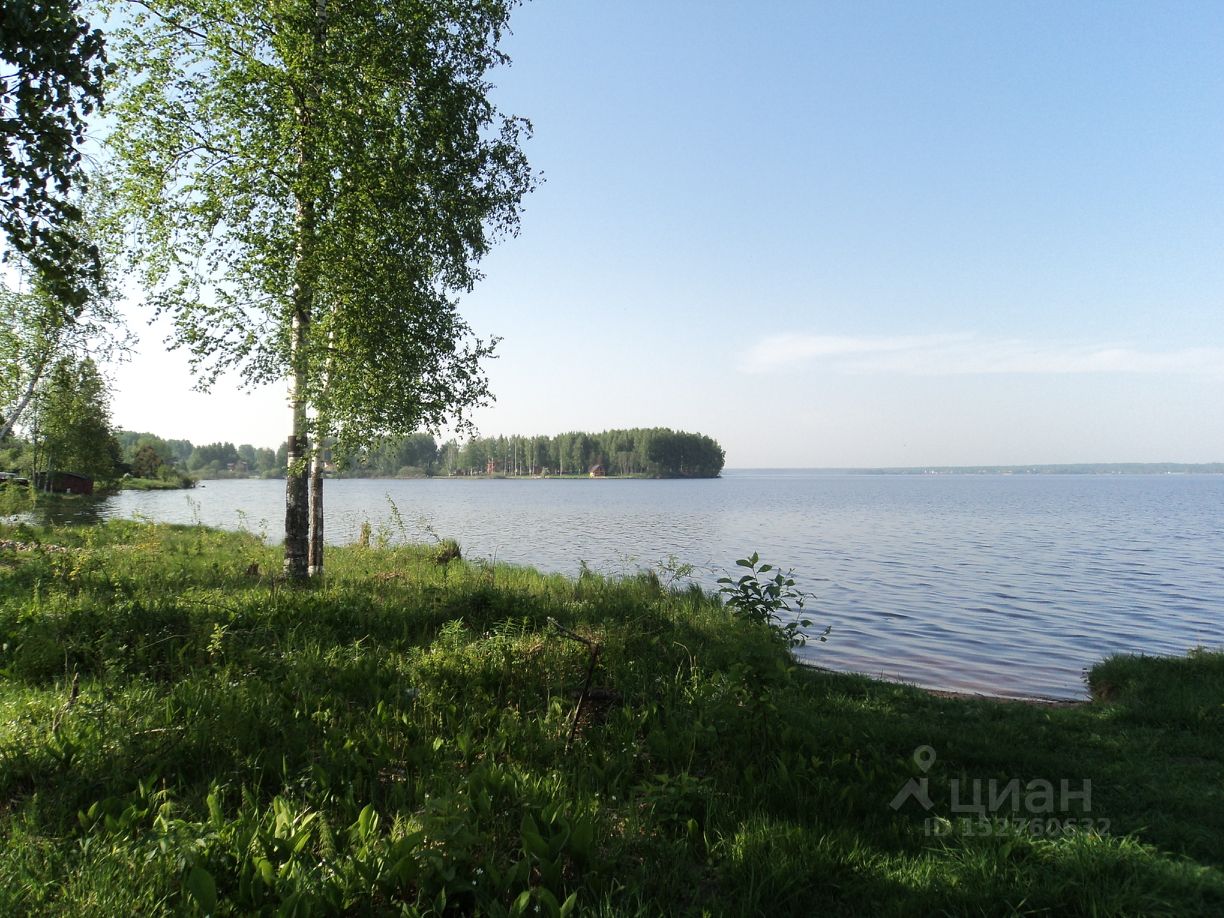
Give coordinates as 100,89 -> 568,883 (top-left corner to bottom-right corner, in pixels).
654,553 -> 697,589
717,552 -> 830,648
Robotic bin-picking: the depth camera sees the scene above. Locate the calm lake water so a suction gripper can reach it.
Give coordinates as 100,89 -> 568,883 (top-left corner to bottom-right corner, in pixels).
33,471 -> 1224,700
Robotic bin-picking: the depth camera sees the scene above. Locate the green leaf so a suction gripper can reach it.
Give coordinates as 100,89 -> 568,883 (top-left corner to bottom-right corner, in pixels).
569,816 -> 594,861
355,803 -> 376,843
510,890 -> 533,917
537,887 -> 561,916
206,788 -> 223,827
183,866 -> 217,914
521,812 -> 550,859
523,830 -> 550,861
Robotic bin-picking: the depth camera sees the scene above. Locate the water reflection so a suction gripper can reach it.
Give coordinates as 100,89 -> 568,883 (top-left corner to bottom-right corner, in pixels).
31,498 -> 108,528
2,490 -> 107,528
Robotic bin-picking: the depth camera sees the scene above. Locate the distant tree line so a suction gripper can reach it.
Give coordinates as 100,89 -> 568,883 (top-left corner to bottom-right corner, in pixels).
836,463 -> 1224,476
337,428 -> 726,479
113,432 -> 285,481
78,427 -> 725,482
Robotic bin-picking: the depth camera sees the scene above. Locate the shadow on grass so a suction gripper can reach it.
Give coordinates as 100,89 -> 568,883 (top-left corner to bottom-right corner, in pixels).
1,521 -> 1222,914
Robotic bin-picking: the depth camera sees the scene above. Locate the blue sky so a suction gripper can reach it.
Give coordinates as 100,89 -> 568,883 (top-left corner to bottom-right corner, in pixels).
110,1 -> 1224,466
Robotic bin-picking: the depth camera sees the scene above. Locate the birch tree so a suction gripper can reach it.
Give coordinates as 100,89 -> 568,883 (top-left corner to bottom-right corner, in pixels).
28,354 -> 122,485
0,280 -> 75,441
2,0 -> 115,435
0,232 -> 124,443
107,0 -> 534,578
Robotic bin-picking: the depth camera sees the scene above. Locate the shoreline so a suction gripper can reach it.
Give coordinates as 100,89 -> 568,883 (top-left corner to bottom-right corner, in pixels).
797,660 -> 1087,706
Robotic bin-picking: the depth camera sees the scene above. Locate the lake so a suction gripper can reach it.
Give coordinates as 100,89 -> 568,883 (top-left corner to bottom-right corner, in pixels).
30,471 -> 1224,701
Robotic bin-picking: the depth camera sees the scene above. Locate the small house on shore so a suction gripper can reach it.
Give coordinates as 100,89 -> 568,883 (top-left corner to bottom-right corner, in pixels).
589,464 -> 605,478
34,471 -> 94,495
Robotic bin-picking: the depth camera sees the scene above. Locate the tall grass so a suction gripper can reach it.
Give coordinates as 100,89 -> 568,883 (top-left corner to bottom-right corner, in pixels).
0,520 -> 1221,915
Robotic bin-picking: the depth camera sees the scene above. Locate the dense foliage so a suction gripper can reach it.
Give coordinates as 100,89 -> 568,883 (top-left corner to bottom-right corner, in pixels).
0,231 -> 125,444
24,354 -> 121,482
114,432 -> 282,481
337,432 -> 442,479
107,0 -> 535,576
0,354 -> 125,486
0,0 -> 107,308
106,425 -> 727,481
416,428 -> 726,478
0,522 -> 1222,914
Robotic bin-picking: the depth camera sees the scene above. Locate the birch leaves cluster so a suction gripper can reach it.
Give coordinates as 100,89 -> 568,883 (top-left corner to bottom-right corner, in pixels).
0,0 -> 108,309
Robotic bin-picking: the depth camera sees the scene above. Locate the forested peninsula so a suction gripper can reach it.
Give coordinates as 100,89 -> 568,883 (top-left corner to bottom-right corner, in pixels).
357,428 -> 727,479
112,427 -> 726,482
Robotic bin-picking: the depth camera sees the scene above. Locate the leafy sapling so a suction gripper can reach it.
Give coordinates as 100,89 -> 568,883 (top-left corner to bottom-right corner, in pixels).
717,552 -> 830,648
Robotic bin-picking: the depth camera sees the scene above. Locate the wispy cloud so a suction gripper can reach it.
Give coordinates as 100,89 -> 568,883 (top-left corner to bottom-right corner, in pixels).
739,333 -> 1224,377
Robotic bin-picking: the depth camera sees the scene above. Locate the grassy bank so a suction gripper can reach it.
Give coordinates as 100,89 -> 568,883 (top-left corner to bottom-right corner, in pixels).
1,522 -> 1222,915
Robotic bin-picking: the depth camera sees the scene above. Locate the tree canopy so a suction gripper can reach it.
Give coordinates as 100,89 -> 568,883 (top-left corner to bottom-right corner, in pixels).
0,223 -> 124,444
0,0 -> 108,307
108,0 -> 535,576
336,427 -> 727,479
27,354 -> 122,483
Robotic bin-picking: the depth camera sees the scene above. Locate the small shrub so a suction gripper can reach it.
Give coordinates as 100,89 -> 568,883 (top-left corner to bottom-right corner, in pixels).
435,539 -> 462,565
717,552 -> 829,648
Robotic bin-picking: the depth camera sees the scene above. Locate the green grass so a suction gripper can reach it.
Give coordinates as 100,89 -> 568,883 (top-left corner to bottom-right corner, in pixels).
1,520 -> 1222,915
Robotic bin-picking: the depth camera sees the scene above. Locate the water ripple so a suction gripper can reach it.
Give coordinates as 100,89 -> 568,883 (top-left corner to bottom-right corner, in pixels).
74,472 -> 1224,701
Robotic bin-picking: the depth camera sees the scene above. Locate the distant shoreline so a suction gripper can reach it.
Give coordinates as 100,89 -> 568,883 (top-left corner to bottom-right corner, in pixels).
183,463 -> 1224,483
725,463 -> 1224,476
